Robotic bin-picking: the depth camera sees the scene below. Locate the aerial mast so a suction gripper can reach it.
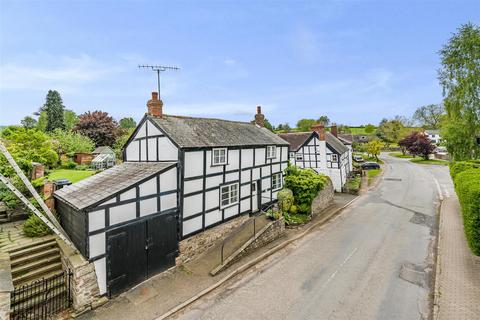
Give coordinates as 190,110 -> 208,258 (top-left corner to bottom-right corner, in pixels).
138,65 -> 180,99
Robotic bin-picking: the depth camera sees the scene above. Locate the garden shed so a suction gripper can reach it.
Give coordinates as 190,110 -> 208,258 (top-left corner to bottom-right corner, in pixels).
54,161 -> 179,296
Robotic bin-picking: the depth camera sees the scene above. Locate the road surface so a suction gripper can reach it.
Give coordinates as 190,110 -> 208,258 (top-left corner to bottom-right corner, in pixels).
175,155 -> 452,320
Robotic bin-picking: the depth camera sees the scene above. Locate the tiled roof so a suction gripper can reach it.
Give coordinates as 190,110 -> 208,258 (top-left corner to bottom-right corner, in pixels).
278,131 -> 349,154
54,162 -> 176,211
148,115 -> 289,148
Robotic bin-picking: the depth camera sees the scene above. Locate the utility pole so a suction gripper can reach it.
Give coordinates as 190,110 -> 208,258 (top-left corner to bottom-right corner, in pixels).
138,65 -> 180,99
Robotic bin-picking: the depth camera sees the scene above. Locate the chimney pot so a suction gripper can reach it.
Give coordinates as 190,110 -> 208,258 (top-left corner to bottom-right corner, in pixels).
254,105 -> 265,127
311,123 -> 326,141
147,91 -> 163,117
331,123 -> 338,138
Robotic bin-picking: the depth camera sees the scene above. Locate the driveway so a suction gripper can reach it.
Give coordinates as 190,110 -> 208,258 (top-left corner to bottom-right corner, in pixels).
175,155 -> 448,320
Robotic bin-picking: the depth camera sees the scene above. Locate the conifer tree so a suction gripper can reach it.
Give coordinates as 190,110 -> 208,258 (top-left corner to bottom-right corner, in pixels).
43,90 -> 65,132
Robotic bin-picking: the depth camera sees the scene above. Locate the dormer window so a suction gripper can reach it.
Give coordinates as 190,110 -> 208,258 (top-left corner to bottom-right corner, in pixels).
267,146 -> 277,159
212,148 -> 227,165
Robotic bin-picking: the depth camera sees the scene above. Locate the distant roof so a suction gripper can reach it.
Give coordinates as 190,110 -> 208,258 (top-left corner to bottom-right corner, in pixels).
148,115 -> 288,148
278,131 -> 349,154
337,135 -> 352,145
93,146 -> 115,154
277,132 -> 312,151
54,162 -> 176,211
425,129 -> 440,135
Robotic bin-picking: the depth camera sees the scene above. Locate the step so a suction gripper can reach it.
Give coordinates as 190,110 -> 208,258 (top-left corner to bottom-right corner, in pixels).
8,238 -> 58,259
14,270 -> 65,288
0,218 -> 8,224
13,262 -> 63,286
7,236 -> 56,253
12,255 -> 61,277
12,280 -> 66,305
11,247 -> 60,268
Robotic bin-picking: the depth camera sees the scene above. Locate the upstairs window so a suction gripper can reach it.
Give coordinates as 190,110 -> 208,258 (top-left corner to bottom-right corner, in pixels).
212,148 -> 227,165
331,154 -> 338,162
272,173 -> 282,190
267,146 -> 277,159
220,183 -> 239,208
296,153 -> 303,161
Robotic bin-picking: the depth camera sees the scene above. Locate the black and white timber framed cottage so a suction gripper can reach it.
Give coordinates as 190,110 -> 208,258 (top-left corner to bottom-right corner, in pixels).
54,93 -> 289,296
278,123 -> 351,192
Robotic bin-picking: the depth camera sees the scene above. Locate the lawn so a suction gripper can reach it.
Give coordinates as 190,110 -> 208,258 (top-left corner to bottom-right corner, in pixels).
367,169 -> 382,185
388,152 -> 413,159
409,158 -> 449,166
48,169 -> 95,183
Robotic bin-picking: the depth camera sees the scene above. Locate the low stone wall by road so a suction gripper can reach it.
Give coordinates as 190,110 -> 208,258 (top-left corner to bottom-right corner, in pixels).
311,178 -> 334,217
176,214 -> 250,265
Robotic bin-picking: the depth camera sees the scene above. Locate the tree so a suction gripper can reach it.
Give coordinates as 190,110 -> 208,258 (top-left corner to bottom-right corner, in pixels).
36,111 -> 47,132
296,119 -> 317,132
42,90 -> 66,132
64,110 -> 79,131
21,116 -> 37,129
377,119 -> 407,145
398,132 -> 419,155
408,133 -> 436,160
276,123 -> 291,133
114,128 -> 135,160
50,129 -> 95,157
364,124 -> 376,134
338,125 -> 351,134
438,23 -> 480,160
74,111 -> 120,147
317,116 -> 330,126
366,140 -> 384,161
119,117 -> 137,129
413,104 -> 445,129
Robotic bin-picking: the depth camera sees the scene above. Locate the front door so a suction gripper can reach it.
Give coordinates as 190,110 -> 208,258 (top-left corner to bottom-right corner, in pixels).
106,211 -> 178,296
251,180 -> 261,213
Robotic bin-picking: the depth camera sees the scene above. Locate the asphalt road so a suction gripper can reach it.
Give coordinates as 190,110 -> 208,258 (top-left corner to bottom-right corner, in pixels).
175,155 -> 451,320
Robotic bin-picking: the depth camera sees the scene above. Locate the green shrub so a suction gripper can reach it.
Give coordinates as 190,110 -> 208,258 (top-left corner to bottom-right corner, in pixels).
75,164 -> 89,170
61,160 -> 77,169
284,166 -> 328,214
277,188 -> 294,212
23,214 -> 53,237
450,161 -> 480,179
454,168 -> 480,256
289,205 -> 298,214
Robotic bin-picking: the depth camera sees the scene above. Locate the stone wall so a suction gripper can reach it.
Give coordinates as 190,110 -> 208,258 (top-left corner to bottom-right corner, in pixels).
56,239 -> 105,314
176,214 -> 250,265
0,252 -> 13,320
311,178 -> 334,217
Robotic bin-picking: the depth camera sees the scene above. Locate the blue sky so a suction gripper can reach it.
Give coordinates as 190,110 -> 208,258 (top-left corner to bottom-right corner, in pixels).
1,0 -> 479,127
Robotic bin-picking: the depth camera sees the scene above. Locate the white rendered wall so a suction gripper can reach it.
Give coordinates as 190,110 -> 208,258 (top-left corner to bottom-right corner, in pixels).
93,258 -> 107,295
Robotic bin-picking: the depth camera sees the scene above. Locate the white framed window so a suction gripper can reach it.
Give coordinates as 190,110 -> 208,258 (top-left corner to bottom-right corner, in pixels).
272,173 -> 282,191
266,146 -> 277,159
295,153 -> 303,161
331,154 -> 338,162
220,183 -> 239,208
212,148 -> 227,165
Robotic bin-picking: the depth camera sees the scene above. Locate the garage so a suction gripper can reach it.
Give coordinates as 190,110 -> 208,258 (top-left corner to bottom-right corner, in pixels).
54,162 -> 179,296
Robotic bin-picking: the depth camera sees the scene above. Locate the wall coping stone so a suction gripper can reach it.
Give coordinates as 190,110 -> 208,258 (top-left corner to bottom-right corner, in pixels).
0,252 -> 13,293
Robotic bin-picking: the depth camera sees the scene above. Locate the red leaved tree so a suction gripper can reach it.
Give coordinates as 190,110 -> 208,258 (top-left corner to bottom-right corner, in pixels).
73,111 -> 120,147
400,132 -> 435,160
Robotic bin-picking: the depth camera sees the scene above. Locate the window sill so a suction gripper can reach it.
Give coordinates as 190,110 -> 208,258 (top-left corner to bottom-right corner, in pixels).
220,202 -> 239,210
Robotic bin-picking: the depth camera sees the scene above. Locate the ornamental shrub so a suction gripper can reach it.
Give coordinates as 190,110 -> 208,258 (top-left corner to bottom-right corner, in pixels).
454,168 -> 480,256
284,166 -> 328,214
289,205 -> 298,214
23,214 -> 53,237
277,188 -> 294,212
450,161 -> 480,179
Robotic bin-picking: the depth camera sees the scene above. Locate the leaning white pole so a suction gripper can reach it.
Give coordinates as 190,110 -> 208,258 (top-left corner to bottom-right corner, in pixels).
0,142 -> 66,233
0,173 -> 77,250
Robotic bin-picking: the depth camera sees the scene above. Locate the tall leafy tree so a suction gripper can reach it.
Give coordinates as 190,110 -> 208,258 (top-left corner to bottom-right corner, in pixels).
438,23 -> 480,160
36,111 -> 48,132
64,109 -> 79,131
74,111 -> 120,147
50,129 -> 95,156
42,90 -> 65,132
413,104 -> 445,129
366,140 -> 384,161
119,117 -> 137,129
364,124 -> 376,134
317,116 -> 330,126
296,119 -> 317,132
21,116 -> 37,129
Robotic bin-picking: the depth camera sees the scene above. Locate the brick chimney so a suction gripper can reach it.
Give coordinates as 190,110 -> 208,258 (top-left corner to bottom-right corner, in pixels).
311,123 -> 326,141
331,123 -> 338,137
254,106 -> 265,127
147,92 -> 163,117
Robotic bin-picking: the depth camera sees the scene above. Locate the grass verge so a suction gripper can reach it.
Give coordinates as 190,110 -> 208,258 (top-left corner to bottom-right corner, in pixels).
367,169 -> 381,185
410,158 -> 449,166
388,152 -> 413,159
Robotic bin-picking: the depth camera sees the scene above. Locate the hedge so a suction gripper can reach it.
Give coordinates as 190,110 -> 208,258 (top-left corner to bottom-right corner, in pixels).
450,161 -> 480,179
454,168 -> 480,256
284,166 -> 328,214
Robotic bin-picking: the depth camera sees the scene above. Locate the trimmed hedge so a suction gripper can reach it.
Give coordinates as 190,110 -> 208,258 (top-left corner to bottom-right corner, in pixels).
454,168 -> 480,256
284,166 -> 328,214
450,161 -> 480,179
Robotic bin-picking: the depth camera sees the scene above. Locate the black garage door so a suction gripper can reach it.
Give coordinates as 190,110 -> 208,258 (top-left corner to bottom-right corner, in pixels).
106,212 -> 178,296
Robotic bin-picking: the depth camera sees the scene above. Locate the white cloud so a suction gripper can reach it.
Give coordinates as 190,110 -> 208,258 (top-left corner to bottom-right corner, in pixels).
0,53 -> 122,92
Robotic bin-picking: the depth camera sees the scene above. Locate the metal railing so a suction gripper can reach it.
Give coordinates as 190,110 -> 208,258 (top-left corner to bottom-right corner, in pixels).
11,270 -> 73,320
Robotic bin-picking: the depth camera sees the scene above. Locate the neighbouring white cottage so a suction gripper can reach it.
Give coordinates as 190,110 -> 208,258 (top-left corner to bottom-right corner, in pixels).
278,123 -> 351,192
54,92 -> 289,296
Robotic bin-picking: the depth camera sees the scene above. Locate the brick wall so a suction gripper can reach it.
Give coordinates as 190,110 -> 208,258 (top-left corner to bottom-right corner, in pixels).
176,214 -> 250,265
